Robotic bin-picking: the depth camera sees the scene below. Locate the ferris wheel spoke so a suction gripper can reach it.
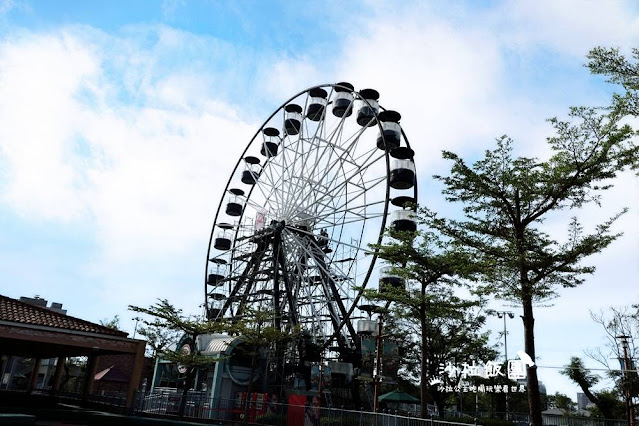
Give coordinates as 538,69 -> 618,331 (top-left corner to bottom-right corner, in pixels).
298,181 -> 386,229
244,196 -> 277,220
248,177 -> 279,213
258,160 -> 286,213
283,229 -> 357,302
326,174 -> 387,214
286,143 -> 384,221
274,235 -> 302,328
322,149 -> 386,198
219,241 -> 270,318
316,210 -> 387,230
277,141 -> 295,218
282,231 -> 354,343
277,116 -> 370,220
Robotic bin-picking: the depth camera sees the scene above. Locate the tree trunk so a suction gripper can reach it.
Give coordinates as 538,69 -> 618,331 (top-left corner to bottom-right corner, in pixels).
178,373 -> 193,419
522,295 -> 542,426
433,391 -> 445,417
573,380 -> 614,419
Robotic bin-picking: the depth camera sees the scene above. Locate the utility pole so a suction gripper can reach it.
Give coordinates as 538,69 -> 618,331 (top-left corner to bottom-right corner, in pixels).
617,335 -> 636,426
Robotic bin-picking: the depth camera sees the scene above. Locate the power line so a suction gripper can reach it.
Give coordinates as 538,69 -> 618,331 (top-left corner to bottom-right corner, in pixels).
536,365 -> 639,374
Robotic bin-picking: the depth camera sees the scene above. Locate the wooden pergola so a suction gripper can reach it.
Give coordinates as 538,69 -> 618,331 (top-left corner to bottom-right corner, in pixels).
0,295 -> 145,410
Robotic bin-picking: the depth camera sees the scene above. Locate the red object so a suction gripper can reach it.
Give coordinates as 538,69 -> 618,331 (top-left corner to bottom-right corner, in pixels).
287,395 -> 307,426
233,392 -> 269,421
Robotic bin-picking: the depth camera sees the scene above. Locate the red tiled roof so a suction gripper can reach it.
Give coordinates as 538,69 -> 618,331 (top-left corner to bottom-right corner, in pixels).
0,294 -> 128,338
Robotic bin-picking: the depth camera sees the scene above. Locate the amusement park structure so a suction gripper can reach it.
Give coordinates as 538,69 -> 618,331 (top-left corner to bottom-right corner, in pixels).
152,83 -> 418,411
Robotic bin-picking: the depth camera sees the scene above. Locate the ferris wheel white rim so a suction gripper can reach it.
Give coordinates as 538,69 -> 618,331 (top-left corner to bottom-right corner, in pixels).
205,83 -> 417,353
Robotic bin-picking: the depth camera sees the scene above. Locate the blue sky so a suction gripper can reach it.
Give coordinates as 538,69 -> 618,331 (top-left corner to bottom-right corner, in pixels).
1,0 -> 639,399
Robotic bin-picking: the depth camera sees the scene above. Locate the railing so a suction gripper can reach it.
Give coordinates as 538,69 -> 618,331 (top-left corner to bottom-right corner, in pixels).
36,389 -> 626,426
468,410 -> 626,426
135,393 -> 474,425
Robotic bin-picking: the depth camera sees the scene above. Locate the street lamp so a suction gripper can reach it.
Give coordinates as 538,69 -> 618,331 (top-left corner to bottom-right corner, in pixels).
360,303 -> 389,413
487,310 -> 515,363
132,316 -> 142,339
487,309 -> 515,419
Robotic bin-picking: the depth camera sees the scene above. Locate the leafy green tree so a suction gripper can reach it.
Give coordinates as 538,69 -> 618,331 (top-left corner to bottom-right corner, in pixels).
129,299 -> 229,418
228,306 -> 300,424
547,392 -> 576,413
369,227 -> 492,417
561,356 -> 622,419
136,323 -> 180,360
586,390 -> 626,420
588,47 -> 639,122
384,287 -> 497,415
428,106 -> 638,424
99,315 -> 121,330
129,299 -> 297,419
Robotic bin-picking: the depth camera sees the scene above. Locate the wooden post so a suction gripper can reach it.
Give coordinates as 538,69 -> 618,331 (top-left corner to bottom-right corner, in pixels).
51,356 -> 66,396
125,340 -> 146,413
26,357 -> 41,394
82,354 -> 99,404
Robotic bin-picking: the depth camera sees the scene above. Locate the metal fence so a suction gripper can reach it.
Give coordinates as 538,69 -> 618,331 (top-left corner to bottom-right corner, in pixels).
134,392 -> 476,425
44,389 -> 626,426
469,411 -> 626,426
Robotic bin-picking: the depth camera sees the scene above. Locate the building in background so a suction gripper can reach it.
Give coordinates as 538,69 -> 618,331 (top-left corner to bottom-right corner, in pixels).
19,295 -> 67,315
577,392 -> 594,412
1,295 -> 68,390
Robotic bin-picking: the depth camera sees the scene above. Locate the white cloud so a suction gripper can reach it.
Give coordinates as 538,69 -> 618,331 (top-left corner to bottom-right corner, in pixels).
0,31 -> 100,221
498,0 -> 639,56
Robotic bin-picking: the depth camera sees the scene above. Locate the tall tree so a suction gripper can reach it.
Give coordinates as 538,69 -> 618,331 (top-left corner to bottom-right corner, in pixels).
369,227 -> 489,417
561,356 -> 623,419
588,47 -> 639,121
228,306 -> 299,424
381,285 -> 496,415
428,107 -> 638,424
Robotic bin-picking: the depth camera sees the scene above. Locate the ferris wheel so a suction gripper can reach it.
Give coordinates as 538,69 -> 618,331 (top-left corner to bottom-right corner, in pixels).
204,83 -> 417,365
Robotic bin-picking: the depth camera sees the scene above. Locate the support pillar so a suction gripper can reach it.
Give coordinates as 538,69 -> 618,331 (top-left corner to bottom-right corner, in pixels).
125,340 -> 147,413
82,354 -> 99,404
51,356 -> 66,396
26,357 -> 41,394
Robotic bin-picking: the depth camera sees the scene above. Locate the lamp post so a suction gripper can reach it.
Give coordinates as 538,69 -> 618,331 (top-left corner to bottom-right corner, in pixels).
373,313 -> 384,413
132,316 -> 142,339
360,304 -> 389,413
616,335 -> 636,426
487,309 -> 515,419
